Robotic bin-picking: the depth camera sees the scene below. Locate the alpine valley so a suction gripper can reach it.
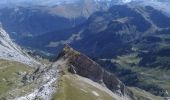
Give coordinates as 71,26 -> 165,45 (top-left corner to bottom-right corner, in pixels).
0,0 -> 170,100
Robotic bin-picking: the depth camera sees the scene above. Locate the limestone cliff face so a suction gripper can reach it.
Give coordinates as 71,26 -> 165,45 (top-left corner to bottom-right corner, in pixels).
57,45 -> 134,99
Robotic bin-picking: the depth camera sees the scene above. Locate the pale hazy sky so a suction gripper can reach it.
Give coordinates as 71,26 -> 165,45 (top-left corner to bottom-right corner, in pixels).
0,0 -> 168,6
0,0 -> 78,6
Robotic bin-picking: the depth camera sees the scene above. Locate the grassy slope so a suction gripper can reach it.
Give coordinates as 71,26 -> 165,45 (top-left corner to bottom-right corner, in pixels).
114,53 -> 170,95
0,59 -> 32,97
53,74 -> 116,100
129,87 -> 163,100
52,56 -> 165,100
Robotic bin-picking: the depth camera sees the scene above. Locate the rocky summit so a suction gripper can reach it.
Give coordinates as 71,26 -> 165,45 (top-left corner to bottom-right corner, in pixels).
57,45 -> 130,97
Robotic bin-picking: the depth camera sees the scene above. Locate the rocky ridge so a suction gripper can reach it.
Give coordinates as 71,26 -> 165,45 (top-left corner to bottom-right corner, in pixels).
1,44 -> 164,100
56,44 -> 135,99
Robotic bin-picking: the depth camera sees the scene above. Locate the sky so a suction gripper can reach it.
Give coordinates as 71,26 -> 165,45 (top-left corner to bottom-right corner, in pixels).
0,0 -> 169,7
0,0 -> 145,5
0,0 -> 169,16
0,0 -> 166,4
0,0 -> 77,4
0,0 -> 75,5
0,0 -> 163,4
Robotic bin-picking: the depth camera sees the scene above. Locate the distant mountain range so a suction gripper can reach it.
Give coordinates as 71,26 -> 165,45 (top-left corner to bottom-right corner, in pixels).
16,4 -> 170,98
0,0 -> 170,42
0,1 -> 170,100
1,0 -> 170,12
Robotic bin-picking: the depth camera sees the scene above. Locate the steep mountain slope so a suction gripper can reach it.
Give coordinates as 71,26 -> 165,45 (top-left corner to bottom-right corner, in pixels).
0,0 -> 117,41
26,5 -> 170,70
0,2 -> 170,100
1,0 -> 170,47
22,5 -> 158,55
0,25 -> 39,66
1,0 -> 170,40
20,5 -> 170,98
0,0 -> 127,40
57,45 -> 133,98
0,25 -> 42,99
14,45 -> 132,100
52,45 -> 163,100
66,5 -> 170,97
1,44 -> 163,100
0,6 -> 85,40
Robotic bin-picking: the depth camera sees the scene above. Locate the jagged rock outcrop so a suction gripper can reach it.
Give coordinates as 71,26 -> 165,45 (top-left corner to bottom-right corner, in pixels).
57,44 -> 135,99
